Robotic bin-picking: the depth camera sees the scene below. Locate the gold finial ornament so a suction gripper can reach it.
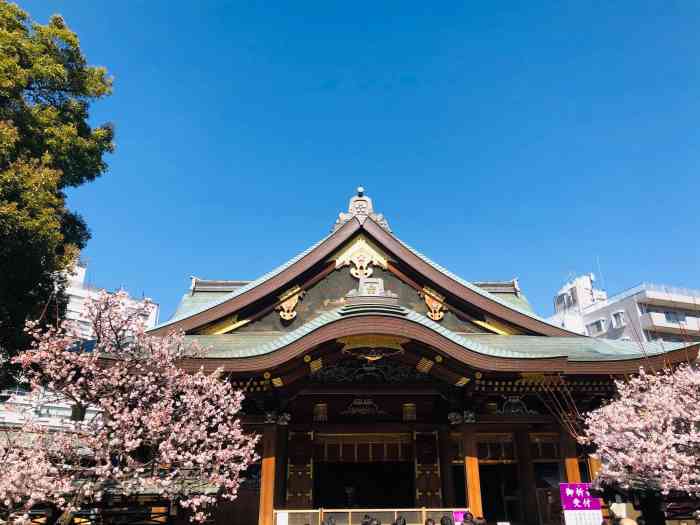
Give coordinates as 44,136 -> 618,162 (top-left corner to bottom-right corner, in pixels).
333,187 -> 391,231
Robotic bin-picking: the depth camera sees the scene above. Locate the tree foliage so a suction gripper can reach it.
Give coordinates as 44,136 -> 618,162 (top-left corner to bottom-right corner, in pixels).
0,1 -> 113,367
584,364 -> 700,497
1,292 -> 259,524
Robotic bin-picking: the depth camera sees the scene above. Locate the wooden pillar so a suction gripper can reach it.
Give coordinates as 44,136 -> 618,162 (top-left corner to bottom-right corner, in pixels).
460,424 -> 483,517
274,425 -> 288,509
561,432 -> 582,483
588,455 -> 602,480
258,423 -> 277,525
515,429 -> 538,525
438,426 -> 455,507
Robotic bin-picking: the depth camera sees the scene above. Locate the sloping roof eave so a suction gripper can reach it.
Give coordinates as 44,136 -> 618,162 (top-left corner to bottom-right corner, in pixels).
177,307 -> 698,375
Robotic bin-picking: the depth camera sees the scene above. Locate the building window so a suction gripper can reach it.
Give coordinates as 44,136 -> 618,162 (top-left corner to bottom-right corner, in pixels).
586,319 -> 606,335
313,403 -> 328,422
402,403 -> 416,422
612,311 -> 626,328
555,289 -> 577,310
665,311 -> 685,323
530,434 -> 561,460
477,434 -> 516,462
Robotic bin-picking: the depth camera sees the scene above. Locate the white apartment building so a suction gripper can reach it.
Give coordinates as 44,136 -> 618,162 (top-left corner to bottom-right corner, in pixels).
0,264 -> 159,430
0,388 -> 100,430
65,262 -> 159,339
548,274 -> 700,343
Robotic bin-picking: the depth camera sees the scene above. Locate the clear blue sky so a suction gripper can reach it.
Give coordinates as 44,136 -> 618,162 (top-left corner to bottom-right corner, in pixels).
20,1 -> 700,321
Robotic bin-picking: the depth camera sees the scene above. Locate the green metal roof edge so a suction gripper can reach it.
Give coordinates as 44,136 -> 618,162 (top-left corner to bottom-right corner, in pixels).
187,305 -> 535,359
187,304 -> 690,361
391,234 -> 571,331
152,232 -> 335,330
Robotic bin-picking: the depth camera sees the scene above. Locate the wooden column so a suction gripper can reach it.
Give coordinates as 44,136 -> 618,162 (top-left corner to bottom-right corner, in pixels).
588,455 -> 602,480
438,426 -> 455,507
274,425 -> 288,509
515,429 -> 538,525
258,423 -> 277,525
460,424 -> 483,517
561,432 -> 582,483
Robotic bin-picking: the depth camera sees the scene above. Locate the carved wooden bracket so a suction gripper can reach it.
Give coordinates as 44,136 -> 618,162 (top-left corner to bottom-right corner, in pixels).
416,357 -> 435,373
421,286 -> 447,321
337,334 -> 408,362
276,286 -> 305,321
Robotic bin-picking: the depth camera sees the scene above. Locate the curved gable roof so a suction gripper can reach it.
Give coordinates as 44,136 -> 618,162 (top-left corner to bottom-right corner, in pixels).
151,216 -> 577,336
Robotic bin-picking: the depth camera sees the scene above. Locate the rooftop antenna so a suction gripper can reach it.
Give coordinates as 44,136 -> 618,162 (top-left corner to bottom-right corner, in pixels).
596,255 -> 606,293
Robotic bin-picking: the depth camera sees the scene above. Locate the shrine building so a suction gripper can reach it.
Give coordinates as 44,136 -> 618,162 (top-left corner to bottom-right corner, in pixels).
150,188 -> 698,525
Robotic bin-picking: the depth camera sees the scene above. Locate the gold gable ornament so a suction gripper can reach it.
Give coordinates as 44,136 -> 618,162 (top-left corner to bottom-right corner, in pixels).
276,286 -> 305,321
337,334 -> 407,362
333,235 -> 389,279
421,286 -> 447,321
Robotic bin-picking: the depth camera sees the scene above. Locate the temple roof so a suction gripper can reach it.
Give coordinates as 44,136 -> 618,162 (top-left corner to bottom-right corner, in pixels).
151,188 -> 699,374
163,233 -> 334,328
172,276 -> 534,324
154,215 -> 550,334
182,302 -> 691,364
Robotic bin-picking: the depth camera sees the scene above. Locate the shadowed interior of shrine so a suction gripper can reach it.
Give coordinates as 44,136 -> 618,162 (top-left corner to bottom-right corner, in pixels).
313,462 -> 414,508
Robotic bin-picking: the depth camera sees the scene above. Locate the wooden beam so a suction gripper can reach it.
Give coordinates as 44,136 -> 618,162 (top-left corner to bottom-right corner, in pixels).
561,432 -> 582,483
258,423 -> 277,525
461,424 -> 483,518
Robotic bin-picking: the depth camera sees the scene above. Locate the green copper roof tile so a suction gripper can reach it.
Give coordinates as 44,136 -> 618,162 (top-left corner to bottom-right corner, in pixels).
493,292 -> 534,313
153,233 -> 335,330
393,236 -> 563,327
183,303 -> 691,362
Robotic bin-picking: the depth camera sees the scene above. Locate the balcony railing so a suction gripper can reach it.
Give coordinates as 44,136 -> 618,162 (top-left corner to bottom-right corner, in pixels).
640,312 -> 700,335
602,282 -> 700,306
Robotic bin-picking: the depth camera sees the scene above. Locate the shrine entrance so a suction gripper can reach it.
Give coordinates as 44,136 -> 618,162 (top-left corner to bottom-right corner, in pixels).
286,431 -> 442,510
309,432 -> 418,509
314,462 -> 414,508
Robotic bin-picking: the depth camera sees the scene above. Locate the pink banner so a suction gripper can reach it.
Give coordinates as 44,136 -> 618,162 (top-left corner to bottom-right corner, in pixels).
559,483 -> 601,510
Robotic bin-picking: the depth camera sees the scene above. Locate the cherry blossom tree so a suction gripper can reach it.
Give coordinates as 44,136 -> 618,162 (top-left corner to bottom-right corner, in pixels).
583,364 -> 700,519
1,292 -> 259,524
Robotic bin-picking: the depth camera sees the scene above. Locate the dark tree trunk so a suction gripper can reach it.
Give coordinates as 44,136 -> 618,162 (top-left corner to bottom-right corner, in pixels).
639,494 -> 665,525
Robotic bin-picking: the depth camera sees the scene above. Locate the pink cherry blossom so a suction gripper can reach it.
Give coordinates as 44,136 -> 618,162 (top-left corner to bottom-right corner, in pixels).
1,292 -> 259,523
583,364 -> 700,497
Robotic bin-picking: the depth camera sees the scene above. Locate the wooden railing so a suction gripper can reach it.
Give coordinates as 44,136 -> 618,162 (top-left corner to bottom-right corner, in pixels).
273,508 -> 469,525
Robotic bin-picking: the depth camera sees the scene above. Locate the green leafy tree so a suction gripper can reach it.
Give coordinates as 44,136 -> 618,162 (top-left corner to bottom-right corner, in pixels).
0,1 -> 113,379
